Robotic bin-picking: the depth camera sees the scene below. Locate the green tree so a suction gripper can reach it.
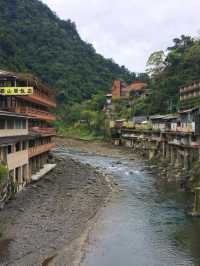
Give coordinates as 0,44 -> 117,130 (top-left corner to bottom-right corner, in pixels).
146,50 -> 166,76
0,165 -> 8,186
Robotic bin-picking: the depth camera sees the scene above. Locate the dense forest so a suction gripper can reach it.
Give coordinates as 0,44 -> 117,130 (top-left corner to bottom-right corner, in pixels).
0,0 -> 138,105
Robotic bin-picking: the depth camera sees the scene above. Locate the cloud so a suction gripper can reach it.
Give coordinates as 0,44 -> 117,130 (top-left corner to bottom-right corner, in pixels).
42,0 -> 200,72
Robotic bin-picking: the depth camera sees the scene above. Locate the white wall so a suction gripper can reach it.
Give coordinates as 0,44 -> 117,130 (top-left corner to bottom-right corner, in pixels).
7,150 -> 28,170
0,128 -> 28,137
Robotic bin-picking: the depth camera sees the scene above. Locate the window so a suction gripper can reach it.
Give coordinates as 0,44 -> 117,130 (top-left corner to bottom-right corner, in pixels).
15,142 -> 21,152
15,167 -> 20,182
0,118 -> 5,129
29,140 -> 35,148
191,135 -> 196,142
8,145 -> 12,154
7,119 -> 14,129
15,119 -> 22,129
22,165 -> 27,182
22,120 -> 26,129
22,141 -> 27,150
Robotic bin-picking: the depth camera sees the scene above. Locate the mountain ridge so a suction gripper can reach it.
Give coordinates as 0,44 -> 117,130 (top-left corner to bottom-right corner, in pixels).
0,0 -> 139,104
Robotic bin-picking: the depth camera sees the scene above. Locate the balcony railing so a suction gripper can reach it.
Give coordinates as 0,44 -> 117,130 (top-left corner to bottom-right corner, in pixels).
30,127 -> 56,135
176,126 -> 194,133
17,92 -> 56,108
8,107 -> 56,121
28,143 -> 55,158
180,84 -> 200,95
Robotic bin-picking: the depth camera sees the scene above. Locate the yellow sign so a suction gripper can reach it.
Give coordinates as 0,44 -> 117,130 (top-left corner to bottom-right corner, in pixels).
0,87 -> 33,95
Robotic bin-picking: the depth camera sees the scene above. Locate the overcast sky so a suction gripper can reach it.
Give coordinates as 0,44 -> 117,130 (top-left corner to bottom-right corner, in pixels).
42,0 -> 200,72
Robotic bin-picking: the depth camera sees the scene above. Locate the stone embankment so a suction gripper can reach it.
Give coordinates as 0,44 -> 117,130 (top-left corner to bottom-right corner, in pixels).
120,135 -> 199,190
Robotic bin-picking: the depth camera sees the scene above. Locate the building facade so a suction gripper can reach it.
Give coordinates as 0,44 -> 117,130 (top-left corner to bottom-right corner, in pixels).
180,81 -> 200,110
0,70 -> 56,193
110,80 -> 200,172
180,81 -> 200,102
111,80 -> 148,100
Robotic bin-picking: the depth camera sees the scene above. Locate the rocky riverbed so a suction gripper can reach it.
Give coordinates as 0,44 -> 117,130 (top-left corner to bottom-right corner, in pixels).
55,137 -> 137,159
0,146 -> 111,266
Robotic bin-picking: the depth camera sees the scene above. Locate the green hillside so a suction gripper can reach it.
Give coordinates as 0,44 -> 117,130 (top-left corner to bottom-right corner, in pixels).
134,35 -> 200,115
0,0 -> 137,104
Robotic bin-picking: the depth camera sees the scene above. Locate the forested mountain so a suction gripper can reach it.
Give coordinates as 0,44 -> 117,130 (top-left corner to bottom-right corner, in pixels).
0,0 -> 137,104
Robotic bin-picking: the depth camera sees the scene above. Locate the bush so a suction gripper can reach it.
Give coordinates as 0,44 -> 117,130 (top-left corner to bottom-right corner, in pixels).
189,161 -> 200,189
0,164 -> 8,185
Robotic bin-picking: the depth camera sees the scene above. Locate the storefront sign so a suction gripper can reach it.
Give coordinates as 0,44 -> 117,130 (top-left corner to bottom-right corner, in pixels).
0,87 -> 33,95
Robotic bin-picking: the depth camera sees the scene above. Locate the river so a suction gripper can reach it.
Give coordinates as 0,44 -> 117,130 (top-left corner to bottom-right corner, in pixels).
57,146 -> 200,266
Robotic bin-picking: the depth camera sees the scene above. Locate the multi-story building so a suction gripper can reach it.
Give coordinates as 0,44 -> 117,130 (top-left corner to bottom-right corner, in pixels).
180,81 -> 200,110
179,81 -> 200,134
180,81 -> 200,101
112,80 -> 148,100
0,70 -> 57,193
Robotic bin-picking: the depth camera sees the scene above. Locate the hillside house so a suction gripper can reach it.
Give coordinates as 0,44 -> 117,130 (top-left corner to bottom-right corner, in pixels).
112,80 -> 148,100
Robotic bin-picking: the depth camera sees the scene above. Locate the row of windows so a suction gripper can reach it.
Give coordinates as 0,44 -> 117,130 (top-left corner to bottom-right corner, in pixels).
0,96 -> 51,124
8,141 -> 27,154
29,137 -> 51,148
34,87 -> 50,98
0,81 -> 12,87
7,138 -> 52,154
0,96 -> 49,111
0,118 -> 27,130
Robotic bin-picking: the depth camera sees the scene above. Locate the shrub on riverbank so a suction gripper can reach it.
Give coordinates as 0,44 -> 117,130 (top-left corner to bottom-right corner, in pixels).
55,93 -> 107,140
57,124 -> 104,141
190,161 -> 200,188
0,165 -> 8,187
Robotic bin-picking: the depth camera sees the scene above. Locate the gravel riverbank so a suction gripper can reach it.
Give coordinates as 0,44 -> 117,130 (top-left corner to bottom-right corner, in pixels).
0,148 -> 111,266
55,137 -> 136,159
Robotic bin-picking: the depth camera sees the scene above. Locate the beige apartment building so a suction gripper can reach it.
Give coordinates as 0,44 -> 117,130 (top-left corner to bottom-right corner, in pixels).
0,70 -> 56,194
0,111 -> 31,191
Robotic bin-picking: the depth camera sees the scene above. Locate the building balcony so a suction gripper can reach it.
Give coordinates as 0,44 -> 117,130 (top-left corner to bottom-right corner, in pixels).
0,128 -> 28,138
180,84 -> 200,95
9,107 -> 56,122
7,150 -> 29,170
30,127 -> 56,135
176,125 -> 194,133
16,93 -> 56,108
28,143 -> 56,158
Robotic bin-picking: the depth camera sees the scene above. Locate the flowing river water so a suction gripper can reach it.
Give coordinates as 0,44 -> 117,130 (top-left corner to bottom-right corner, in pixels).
57,147 -> 200,266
